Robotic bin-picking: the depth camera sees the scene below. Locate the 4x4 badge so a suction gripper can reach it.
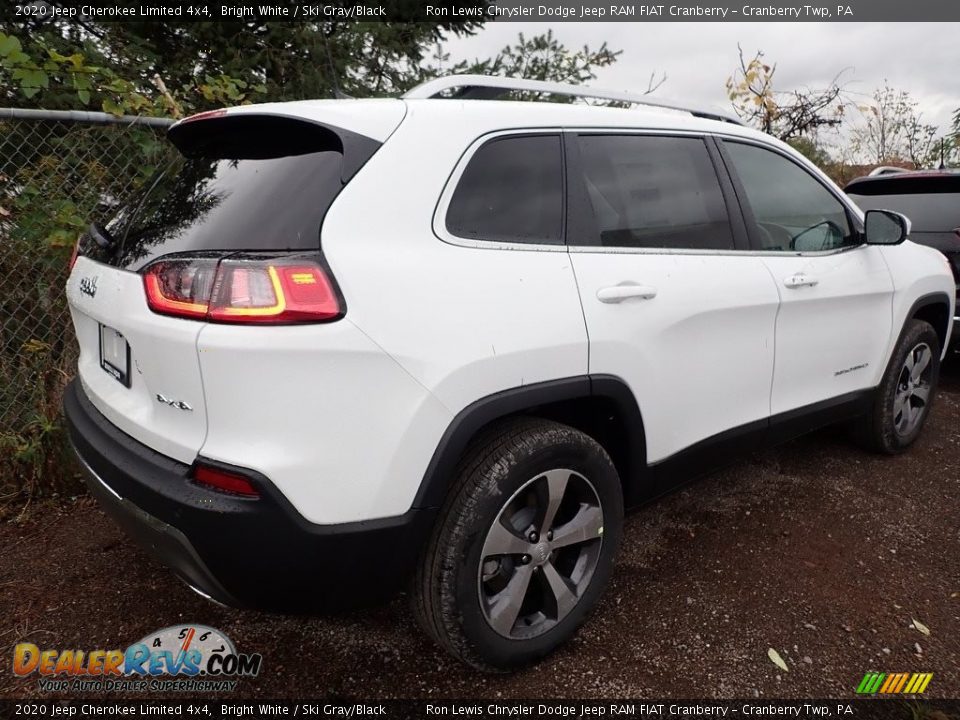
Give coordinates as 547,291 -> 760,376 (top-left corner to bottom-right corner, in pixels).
156,394 -> 193,412
79,276 -> 98,298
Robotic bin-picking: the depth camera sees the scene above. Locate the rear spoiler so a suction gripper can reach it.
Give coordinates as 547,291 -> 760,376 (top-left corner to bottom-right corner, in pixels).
167,112 -> 381,183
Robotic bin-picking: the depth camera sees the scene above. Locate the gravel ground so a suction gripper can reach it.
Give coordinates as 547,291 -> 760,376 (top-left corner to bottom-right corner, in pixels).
1,357 -> 958,700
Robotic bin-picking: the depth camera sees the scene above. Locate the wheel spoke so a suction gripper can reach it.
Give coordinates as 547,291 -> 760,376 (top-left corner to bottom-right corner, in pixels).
539,469 -> 570,535
903,351 -> 916,375
912,384 -> 931,405
550,504 -> 604,549
910,346 -> 931,382
542,561 -> 578,620
482,519 -> 532,558
893,392 -> 907,421
487,563 -> 534,635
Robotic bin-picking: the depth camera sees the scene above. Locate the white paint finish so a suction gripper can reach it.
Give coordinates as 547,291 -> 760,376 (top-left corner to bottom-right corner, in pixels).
66,256 -> 207,464
319,107 -> 590,416
761,246 -> 896,414
880,241 -> 958,358
195,319 -> 452,524
66,95 -> 959,529
570,251 -> 780,463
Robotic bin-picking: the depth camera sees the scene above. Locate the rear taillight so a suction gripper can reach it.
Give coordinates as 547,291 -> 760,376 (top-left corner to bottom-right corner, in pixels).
192,463 -> 260,498
143,255 -> 341,324
144,258 -> 219,320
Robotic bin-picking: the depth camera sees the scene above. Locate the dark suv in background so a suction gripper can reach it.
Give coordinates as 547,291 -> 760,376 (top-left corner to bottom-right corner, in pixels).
846,171 -> 960,347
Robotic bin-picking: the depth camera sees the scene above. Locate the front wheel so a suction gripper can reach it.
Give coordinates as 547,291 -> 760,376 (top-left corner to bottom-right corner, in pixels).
853,319 -> 941,454
412,418 -> 623,671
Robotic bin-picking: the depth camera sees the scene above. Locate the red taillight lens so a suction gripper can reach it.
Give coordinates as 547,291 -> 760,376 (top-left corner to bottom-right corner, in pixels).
192,464 -> 260,498
143,256 -> 341,324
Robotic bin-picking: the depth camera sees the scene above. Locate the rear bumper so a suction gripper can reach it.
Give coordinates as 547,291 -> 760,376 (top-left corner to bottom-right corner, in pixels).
63,379 -> 436,611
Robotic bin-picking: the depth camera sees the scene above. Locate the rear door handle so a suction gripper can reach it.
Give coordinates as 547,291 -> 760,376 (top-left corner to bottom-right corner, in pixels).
596,284 -> 658,303
783,273 -> 819,289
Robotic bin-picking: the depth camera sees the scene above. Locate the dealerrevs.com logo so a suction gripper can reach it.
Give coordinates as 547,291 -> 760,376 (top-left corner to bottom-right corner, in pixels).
13,625 -> 262,693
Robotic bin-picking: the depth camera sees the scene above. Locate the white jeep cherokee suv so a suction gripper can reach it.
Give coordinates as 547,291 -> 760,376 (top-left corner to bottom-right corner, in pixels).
65,76 -> 955,670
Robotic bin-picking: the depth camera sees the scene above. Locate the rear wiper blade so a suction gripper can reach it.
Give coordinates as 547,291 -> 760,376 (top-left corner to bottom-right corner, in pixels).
88,222 -> 116,251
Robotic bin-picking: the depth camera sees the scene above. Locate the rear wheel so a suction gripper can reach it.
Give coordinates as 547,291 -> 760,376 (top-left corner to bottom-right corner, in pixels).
412,418 -> 623,671
854,319 -> 940,454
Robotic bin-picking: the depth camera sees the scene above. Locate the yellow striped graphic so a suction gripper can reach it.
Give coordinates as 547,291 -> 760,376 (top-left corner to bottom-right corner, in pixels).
857,672 -> 932,694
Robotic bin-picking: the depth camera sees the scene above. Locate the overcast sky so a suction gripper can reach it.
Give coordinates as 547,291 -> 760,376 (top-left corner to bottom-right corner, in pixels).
441,22 -> 958,143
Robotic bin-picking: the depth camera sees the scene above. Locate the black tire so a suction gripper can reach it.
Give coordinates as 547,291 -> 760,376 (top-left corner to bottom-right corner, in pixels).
853,319 -> 941,454
412,417 -> 623,671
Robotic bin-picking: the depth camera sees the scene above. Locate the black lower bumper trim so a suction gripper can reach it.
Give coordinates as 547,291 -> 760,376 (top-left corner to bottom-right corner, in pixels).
63,379 -> 436,611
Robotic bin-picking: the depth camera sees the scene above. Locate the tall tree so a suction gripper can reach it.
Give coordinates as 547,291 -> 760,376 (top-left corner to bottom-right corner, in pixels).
0,20 -> 487,112
425,30 -> 636,94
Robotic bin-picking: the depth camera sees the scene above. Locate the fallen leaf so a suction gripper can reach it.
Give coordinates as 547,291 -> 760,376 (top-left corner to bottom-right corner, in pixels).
912,619 -> 930,636
768,648 -> 789,672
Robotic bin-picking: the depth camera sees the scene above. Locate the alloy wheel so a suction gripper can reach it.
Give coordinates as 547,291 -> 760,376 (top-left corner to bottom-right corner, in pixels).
893,342 -> 933,437
477,469 -> 604,640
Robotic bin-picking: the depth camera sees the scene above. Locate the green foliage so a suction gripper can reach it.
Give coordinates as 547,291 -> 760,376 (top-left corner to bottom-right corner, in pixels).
0,29 -> 266,117
430,30 -> 622,88
787,136 -> 833,169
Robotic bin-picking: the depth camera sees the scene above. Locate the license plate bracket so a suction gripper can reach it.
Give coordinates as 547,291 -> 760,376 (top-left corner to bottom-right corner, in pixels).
99,324 -> 131,388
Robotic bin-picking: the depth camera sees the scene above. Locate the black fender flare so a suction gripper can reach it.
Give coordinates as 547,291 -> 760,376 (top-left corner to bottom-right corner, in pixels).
411,374 -> 646,510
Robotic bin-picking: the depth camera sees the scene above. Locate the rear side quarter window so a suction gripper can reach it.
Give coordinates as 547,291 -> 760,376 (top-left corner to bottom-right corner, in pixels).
445,134 -> 564,245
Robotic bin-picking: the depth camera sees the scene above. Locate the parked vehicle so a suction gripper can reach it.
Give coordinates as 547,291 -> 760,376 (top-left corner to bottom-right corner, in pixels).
64,75 -> 956,670
845,170 -> 960,347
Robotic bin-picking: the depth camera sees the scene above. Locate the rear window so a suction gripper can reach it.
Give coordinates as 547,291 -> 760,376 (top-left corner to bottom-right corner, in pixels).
85,116 -> 379,271
845,190 -> 960,233
446,134 -> 563,245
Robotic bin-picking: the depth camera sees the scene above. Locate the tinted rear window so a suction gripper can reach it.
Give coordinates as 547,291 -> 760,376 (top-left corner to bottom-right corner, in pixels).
846,191 -> 960,233
85,117 -> 378,271
446,134 -> 563,245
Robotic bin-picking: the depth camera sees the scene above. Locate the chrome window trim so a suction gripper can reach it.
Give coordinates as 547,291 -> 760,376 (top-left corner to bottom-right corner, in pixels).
432,127 -> 568,253
433,126 -> 867,258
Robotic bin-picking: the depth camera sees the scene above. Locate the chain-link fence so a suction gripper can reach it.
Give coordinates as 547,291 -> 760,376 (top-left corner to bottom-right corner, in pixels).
0,108 -> 175,504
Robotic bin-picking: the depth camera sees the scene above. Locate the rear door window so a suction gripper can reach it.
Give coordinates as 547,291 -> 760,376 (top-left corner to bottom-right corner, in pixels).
573,134 -> 735,251
446,134 -> 564,245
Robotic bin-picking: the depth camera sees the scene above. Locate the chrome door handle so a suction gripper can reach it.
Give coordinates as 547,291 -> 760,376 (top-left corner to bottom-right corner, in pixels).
783,273 -> 819,289
596,284 -> 658,303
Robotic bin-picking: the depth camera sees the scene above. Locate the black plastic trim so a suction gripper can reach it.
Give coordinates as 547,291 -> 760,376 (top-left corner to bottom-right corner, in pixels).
644,388 -> 876,502
413,375 -> 881,512
894,291 -> 954,359
413,376 -> 592,509
64,379 -> 434,611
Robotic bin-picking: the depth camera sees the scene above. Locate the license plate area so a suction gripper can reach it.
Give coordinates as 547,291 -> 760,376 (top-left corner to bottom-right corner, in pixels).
99,324 -> 131,387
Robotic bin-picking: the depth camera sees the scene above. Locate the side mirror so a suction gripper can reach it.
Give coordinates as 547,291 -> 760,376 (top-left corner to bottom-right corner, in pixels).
864,209 -> 910,245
